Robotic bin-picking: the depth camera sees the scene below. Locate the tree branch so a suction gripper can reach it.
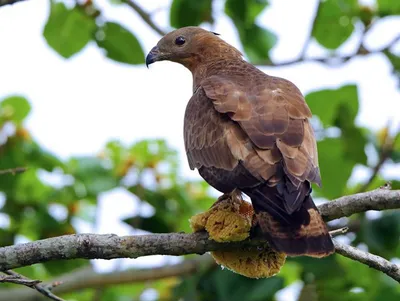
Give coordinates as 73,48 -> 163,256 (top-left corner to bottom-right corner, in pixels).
0,189 -> 397,270
0,167 -> 27,175
0,231 -> 251,272
358,129 -> 400,193
122,0 -> 167,36
1,270 -> 65,301
297,0 -> 320,60
0,0 -> 25,7
260,34 -> 400,67
334,240 -> 400,282
318,188 -> 400,222
0,256 -> 215,301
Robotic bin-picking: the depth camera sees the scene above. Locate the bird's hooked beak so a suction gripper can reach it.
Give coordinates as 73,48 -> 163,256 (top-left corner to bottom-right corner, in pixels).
145,46 -> 160,68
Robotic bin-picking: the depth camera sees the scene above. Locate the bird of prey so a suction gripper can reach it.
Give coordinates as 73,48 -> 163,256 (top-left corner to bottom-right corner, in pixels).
146,26 -> 334,257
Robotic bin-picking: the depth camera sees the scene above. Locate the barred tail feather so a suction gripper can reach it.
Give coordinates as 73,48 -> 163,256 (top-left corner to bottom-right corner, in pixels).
245,184 -> 334,258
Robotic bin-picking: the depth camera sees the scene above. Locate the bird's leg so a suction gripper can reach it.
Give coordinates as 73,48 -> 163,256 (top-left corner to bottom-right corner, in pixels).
212,188 -> 243,208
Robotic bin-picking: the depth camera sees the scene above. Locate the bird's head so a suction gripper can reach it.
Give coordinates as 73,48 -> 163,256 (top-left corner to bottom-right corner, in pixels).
145,26 -> 242,71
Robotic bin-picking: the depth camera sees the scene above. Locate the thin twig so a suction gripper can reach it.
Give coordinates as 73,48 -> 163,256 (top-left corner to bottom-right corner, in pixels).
2,270 -> 66,301
259,34 -> 400,67
334,240 -> 400,283
122,0 -> 167,36
298,0 -> 320,59
0,273 -> 41,287
358,129 -> 400,193
0,0 -> 25,7
329,227 -> 349,237
0,167 -> 27,175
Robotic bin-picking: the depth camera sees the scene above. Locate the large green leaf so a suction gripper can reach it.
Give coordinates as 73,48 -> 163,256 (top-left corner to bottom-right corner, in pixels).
225,0 -> 276,63
225,0 -> 268,25
359,211 -> 400,258
314,138 -> 354,199
123,213 -> 174,233
393,132 -> 400,163
0,229 -> 15,247
13,169 -> 53,204
306,85 -> 367,166
377,0 -> 400,15
238,24 -> 277,63
311,254 -> 400,301
334,103 -> 367,165
384,50 -> 400,79
208,269 -> 283,301
0,96 -> 31,124
96,22 -> 145,65
306,84 -> 359,126
312,0 -> 358,49
43,1 -> 96,58
175,267 -> 284,301
170,0 -> 212,28
66,157 -> 118,197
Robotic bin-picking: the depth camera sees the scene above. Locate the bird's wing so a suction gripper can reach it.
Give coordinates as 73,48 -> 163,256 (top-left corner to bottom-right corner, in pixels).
184,87 -> 247,171
201,74 -> 321,213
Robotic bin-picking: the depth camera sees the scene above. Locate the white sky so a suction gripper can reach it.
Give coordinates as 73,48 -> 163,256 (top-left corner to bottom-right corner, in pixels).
0,0 -> 399,299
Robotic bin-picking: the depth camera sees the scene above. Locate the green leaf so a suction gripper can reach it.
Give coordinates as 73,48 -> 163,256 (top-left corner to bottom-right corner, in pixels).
225,0 -> 268,25
377,0 -> 400,16
294,255 -> 344,280
44,259 -> 88,276
306,85 -> 367,166
393,133 -> 400,163
0,96 -> 31,123
170,0 -> 212,28
238,24 -> 277,63
360,211 -> 400,257
207,269 -> 283,301
43,1 -> 96,58
0,229 -> 14,247
278,261 -> 301,285
314,138 -> 354,199
175,267 -> 284,301
66,157 -> 118,197
312,0 -> 358,49
334,104 -> 367,165
123,213 -> 175,233
384,50 -> 400,77
96,22 -> 145,65
306,84 -> 359,127
13,169 -> 53,204
225,0 -> 275,63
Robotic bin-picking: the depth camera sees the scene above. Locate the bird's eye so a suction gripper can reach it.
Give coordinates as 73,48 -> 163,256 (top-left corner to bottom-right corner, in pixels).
175,36 -> 186,46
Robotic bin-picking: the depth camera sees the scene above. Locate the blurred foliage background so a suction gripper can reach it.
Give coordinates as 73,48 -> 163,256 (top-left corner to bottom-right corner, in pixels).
0,0 -> 400,300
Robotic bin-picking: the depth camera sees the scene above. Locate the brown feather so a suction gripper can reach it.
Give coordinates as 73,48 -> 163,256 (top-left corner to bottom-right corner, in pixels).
149,26 -> 332,257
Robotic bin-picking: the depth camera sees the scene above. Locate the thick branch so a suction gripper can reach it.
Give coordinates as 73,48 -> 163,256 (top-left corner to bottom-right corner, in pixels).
0,232 -> 257,272
0,256 -> 214,301
334,240 -> 400,282
0,189 -> 398,273
319,189 -> 400,221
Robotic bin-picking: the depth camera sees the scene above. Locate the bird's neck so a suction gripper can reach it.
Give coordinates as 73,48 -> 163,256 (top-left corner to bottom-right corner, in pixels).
190,57 -> 243,92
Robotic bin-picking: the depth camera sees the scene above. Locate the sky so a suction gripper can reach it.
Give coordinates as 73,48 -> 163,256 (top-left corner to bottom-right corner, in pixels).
0,0 -> 399,300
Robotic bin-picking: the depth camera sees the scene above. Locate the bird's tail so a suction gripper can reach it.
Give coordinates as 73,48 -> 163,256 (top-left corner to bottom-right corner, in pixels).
245,184 -> 334,258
